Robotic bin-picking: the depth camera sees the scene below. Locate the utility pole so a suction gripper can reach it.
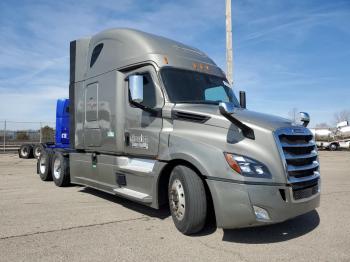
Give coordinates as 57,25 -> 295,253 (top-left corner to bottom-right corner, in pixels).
3,120 -> 6,152
225,0 -> 233,86
39,122 -> 42,143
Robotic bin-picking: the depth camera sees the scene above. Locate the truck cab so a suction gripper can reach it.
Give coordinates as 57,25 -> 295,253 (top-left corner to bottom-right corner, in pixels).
39,28 -> 320,235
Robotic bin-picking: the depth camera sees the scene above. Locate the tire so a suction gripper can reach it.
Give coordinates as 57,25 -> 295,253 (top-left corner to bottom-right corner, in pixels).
38,149 -> 53,181
18,144 -> 33,159
168,165 -> 207,235
329,143 -> 338,151
51,152 -> 70,187
33,144 -> 42,159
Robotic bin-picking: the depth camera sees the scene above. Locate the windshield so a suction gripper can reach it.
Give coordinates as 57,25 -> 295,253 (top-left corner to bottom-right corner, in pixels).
160,68 -> 240,106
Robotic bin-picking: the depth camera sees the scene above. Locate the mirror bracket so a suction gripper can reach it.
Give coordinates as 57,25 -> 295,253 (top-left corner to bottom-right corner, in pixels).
219,102 -> 255,140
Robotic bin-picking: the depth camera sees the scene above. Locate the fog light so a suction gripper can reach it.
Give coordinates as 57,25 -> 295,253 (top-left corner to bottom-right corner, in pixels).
253,206 -> 270,221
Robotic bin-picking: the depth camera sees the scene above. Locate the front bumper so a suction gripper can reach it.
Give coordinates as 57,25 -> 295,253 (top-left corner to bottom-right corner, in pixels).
206,178 -> 320,229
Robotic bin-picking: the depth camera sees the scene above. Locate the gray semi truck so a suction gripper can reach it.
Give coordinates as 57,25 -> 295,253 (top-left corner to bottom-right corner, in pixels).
38,28 -> 320,235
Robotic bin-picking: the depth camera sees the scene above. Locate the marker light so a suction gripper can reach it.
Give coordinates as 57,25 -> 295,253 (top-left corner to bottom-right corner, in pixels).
224,153 -> 241,174
163,56 -> 169,64
224,153 -> 271,178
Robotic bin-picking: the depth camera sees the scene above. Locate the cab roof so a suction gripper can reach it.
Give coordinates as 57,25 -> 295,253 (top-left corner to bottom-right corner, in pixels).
82,28 -> 225,79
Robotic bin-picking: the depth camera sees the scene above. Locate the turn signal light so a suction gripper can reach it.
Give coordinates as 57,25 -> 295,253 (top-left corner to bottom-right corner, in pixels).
163,56 -> 169,64
224,153 -> 242,174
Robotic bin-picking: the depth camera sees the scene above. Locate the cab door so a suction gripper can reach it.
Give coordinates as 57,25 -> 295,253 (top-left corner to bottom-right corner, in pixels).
124,65 -> 164,157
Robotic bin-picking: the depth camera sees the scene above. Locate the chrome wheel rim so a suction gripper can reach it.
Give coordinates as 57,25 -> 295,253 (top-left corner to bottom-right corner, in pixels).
21,147 -> 28,157
169,179 -> 186,221
39,155 -> 46,174
34,147 -> 41,158
53,158 -> 61,179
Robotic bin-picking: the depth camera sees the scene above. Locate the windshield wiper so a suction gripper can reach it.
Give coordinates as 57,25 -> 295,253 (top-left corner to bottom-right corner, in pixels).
175,100 -> 219,105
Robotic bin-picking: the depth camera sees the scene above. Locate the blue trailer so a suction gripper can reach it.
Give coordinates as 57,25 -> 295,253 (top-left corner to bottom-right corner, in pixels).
18,99 -> 70,159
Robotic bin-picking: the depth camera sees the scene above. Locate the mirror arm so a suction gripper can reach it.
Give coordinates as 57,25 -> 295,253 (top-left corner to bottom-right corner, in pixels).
219,107 -> 255,140
130,101 -> 162,117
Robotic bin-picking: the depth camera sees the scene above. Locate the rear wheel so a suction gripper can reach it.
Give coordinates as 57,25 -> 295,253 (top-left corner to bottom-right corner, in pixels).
168,165 -> 207,235
52,152 -> 70,187
33,145 -> 42,159
19,144 -> 33,159
38,149 -> 53,181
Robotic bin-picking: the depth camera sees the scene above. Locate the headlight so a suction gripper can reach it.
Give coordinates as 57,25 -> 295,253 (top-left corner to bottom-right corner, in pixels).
224,153 -> 272,178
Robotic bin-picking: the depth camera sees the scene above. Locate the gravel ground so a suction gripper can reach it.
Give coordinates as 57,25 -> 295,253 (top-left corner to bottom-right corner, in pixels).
0,151 -> 349,262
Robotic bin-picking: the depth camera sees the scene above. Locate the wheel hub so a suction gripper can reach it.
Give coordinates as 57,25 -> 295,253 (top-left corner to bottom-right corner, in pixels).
21,148 -> 28,157
169,179 -> 185,220
39,156 -> 46,174
53,158 -> 61,179
35,147 -> 41,157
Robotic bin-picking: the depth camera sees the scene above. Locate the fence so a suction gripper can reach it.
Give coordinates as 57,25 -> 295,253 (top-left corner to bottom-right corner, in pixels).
0,121 -> 55,153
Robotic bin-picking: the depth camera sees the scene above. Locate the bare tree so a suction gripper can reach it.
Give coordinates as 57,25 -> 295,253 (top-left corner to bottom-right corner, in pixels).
333,110 -> 350,125
288,107 -> 299,124
41,126 -> 55,143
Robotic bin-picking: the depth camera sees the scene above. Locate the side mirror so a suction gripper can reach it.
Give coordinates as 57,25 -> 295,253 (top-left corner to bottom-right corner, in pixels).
299,112 -> 310,127
219,102 -> 235,115
239,91 -> 246,109
129,75 -> 143,103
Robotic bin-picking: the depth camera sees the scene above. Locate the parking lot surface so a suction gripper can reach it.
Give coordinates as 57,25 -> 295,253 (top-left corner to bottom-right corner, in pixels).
0,151 -> 349,262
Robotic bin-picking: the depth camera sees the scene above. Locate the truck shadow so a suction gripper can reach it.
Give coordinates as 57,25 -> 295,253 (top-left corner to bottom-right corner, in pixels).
78,186 -> 319,242
79,187 -> 171,220
221,210 -> 320,243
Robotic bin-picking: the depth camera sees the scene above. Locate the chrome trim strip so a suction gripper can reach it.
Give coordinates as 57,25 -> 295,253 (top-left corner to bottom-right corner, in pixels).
288,172 -> 320,184
280,141 -> 315,148
284,150 -> 317,160
287,161 -> 319,172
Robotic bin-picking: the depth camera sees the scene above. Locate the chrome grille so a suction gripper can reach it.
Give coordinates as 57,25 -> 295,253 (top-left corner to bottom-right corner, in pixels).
274,127 -> 320,201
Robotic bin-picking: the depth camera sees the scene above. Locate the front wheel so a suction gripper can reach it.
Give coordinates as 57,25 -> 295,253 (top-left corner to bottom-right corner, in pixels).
168,165 -> 207,235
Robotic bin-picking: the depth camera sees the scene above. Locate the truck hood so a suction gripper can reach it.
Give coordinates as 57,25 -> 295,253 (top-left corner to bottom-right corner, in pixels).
173,104 -> 293,131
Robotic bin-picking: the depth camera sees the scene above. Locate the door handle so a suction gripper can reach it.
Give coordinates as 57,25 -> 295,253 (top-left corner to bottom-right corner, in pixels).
91,153 -> 98,168
125,132 -> 130,146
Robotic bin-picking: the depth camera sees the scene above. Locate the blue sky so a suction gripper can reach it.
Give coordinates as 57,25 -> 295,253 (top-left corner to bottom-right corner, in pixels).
0,0 -> 349,127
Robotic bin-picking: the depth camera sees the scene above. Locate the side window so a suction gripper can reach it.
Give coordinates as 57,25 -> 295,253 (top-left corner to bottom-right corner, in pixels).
90,43 -> 104,68
205,86 -> 230,102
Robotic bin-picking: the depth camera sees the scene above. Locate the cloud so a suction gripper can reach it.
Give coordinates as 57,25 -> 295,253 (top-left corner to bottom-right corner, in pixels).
0,0 -> 349,127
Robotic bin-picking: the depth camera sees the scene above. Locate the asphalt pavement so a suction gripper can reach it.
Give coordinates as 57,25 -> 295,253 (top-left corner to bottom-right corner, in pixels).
0,151 -> 349,262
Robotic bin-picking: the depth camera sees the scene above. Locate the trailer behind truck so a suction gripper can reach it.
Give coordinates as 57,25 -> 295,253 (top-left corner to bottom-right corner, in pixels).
37,28 -> 320,235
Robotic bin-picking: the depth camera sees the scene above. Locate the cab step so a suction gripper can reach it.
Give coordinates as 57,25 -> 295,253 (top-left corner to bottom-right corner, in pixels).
113,187 -> 152,203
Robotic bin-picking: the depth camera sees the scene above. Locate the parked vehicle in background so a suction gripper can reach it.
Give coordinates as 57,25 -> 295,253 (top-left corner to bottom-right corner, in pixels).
310,121 -> 350,151
37,28 -> 320,235
18,99 -> 70,159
